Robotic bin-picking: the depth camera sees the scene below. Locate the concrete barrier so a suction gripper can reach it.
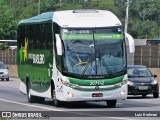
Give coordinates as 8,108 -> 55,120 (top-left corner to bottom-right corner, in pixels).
149,68 -> 160,84
7,64 -> 18,78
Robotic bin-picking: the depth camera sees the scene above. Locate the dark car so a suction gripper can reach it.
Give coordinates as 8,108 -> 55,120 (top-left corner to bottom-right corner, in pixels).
127,65 -> 159,98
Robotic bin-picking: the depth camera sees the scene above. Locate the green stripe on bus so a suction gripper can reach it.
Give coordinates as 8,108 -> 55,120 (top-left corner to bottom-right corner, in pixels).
94,34 -> 124,40
62,34 -> 123,40
68,75 -> 124,86
62,34 -> 93,40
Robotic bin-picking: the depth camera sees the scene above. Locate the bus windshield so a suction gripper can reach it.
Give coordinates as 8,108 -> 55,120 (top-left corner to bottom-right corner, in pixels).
61,28 -> 126,78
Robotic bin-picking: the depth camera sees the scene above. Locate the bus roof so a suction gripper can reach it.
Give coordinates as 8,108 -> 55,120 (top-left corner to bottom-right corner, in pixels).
18,12 -> 54,26
18,10 -> 122,28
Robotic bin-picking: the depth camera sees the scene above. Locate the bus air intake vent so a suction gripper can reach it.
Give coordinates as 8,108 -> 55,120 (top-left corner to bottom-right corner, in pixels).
73,9 -> 98,13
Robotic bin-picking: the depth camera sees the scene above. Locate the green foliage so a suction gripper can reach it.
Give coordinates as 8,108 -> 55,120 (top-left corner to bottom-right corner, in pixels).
128,19 -> 159,39
116,0 -> 160,39
0,117 -> 7,120
0,0 -> 159,39
0,2 -> 17,39
0,42 -> 10,50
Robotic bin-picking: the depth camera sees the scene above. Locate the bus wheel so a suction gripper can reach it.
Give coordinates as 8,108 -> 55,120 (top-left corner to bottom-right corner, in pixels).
106,100 -> 117,108
52,89 -> 61,107
37,97 -> 45,103
27,82 -> 37,103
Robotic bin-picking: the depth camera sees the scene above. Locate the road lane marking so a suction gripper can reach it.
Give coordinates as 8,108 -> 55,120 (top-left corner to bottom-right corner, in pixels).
106,118 -> 134,120
0,98 -> 134,120
0,98 -> 62,111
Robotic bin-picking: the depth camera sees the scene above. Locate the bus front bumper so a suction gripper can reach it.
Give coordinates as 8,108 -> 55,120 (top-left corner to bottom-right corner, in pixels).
58,84 -> 127,101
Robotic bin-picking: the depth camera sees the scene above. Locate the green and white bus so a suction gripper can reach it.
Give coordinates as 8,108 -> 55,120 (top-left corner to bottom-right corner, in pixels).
17,10 -> 135,107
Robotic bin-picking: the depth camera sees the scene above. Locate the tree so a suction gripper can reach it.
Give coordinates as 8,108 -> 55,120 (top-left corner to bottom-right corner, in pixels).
116,0 -> 160,38
0,4 -> 17,39
0,0 -> 159,39
129,0 -> 156,21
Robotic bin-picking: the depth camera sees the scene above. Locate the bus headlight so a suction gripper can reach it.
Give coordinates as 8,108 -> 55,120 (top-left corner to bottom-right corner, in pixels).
115,79 -> 127,87
61,79 -> 79,88
151,80 -> 157,85
67,92 -> 74,97
120,90 -> 125,95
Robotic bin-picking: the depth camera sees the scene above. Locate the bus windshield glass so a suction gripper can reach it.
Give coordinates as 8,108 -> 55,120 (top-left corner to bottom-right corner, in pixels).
61,28 -> 126,78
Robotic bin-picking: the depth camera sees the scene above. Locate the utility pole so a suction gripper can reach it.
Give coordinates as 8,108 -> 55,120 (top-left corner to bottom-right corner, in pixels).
124,0 -> 130,33
38,0 -> 40,15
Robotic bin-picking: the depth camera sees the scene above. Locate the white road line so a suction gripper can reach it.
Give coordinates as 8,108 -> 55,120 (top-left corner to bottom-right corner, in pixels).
0,98 -> 62,111
106,117 -> 134,120
64,113 -> 134,120
0,98 -> 134,120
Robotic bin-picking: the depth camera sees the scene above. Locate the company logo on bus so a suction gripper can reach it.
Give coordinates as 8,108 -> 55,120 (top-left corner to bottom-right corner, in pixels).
19,37 -> 45,65
95,86 -> 100,90
19,38 -> 28,65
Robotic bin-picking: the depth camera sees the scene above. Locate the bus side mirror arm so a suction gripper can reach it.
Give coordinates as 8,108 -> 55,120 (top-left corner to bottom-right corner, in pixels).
125,33 -> 135,53
55,34 -> 62,55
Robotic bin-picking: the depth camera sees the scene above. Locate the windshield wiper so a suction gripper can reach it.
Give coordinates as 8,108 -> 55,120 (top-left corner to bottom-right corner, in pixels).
99,57 -> 114,77
81,56 -> 94,76
97,48 -> 114,77
80,50 -> 114,77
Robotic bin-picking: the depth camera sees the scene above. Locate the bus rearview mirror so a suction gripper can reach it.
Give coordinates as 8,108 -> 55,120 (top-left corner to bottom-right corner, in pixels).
125,33 -> 135,53
55,34 -> 62,55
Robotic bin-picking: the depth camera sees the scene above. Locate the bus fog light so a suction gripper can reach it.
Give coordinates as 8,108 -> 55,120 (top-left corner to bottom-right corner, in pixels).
67,92 -> 74,97
120,90 -> 125,95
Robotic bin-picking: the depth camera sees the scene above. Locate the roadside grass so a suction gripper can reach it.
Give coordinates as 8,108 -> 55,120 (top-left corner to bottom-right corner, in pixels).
0,117 -> 7,120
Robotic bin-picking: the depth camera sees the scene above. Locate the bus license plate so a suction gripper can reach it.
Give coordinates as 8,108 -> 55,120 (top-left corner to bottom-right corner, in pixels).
92,93 -> 103,97
139,86 -> 148,90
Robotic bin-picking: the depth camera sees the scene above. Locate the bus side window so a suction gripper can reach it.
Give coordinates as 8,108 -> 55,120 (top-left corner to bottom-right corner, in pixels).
39,23 -> 53,50
46,24 -> 53,50
17,26 -> 22,49
32,25 -> 40,49
19,25 -> 27,49
40,24 -> 45,49
28,25 -> 34,49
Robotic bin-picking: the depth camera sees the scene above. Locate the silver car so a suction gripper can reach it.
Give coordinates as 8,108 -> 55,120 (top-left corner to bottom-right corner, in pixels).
0,62 -> 9,81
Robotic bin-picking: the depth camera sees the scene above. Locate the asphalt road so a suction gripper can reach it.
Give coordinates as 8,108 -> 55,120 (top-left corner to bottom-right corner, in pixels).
0,78 -> 160,120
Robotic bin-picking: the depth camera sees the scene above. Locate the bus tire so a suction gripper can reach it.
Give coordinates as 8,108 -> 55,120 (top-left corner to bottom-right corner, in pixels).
27,80 -> 37,103
37,97 -> 45,103
106,100 -> 117,108
51,81 -> 62,107
54,97 -> 61,107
